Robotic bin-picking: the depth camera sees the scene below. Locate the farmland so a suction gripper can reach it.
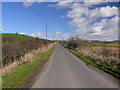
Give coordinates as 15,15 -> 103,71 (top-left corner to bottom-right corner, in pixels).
60,36 -> 120,78
76,42 -> 119,63
2,33 -> 33,43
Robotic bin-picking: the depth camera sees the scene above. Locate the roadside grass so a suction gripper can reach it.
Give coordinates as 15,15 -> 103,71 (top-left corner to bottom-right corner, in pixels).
68,48 -> 120,79
2,45 -> 55,88
2,33 -> 33,43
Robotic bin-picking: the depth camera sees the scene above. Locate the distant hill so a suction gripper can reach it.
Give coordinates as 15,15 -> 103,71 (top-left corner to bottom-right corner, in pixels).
2,33 -> 33,43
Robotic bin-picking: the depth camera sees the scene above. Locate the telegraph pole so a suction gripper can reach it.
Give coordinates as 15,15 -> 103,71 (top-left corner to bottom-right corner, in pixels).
46,23 -> 48,40
53,34 -> 55,40
26,1 -> 48,40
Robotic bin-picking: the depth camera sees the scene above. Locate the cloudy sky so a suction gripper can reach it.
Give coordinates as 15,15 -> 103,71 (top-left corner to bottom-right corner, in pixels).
2,1 -> 119,41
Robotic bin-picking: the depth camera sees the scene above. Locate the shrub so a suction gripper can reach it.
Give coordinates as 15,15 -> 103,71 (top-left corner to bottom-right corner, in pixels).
2,38 -> 53,66
66,35 -> 84,49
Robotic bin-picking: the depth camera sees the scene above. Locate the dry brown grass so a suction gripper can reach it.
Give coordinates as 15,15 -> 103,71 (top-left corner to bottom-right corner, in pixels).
76,44 -> 119,63
32,43 -> 54,54
1,43 -> 55,75
2,61 -> 19,74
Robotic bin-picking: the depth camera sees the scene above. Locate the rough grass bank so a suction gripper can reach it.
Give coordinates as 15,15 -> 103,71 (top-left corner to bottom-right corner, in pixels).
2,45 -> 56,88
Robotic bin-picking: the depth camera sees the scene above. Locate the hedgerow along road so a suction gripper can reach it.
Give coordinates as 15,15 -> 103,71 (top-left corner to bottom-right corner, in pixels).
31,44 -> 119,88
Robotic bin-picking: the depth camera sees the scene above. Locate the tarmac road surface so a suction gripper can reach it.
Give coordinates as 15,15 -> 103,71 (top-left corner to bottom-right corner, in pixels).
31,44 -> 119,88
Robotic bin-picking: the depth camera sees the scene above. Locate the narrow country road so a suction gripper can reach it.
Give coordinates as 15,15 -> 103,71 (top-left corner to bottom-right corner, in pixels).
31,44 -> 119,88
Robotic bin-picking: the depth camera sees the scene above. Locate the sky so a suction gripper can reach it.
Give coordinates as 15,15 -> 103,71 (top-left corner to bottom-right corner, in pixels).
2,1 -> 119,41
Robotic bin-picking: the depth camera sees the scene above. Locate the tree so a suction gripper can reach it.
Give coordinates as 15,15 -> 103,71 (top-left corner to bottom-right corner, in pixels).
67,35 -> 84,50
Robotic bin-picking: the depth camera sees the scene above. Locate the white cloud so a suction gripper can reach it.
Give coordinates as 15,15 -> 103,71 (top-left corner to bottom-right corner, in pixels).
31,31 -> 71,40
61,15 -> 65,18
60,33 -> 71,40
90,6 -> 118,18
24,1 -> 118,41
85,16 -> 118,41
0,28 -> 2,32
83,2 -> 104,7
31,31 -> 43,38
55,31 -> 71,40
23,0 -> 60,7
54,2 -> 118,41
49,1 -> 73,8
19,32 -> 25,35
23,2 -> 34,7
56,31 -> 61,34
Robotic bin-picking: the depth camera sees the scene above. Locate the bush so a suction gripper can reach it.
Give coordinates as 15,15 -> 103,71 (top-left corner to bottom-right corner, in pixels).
2,38 -> 53,66
66,35 -> 84,49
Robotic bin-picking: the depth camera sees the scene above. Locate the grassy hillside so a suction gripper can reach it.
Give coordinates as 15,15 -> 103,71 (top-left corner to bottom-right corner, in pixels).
2,33 -> 33,43
2,33 -> 53,66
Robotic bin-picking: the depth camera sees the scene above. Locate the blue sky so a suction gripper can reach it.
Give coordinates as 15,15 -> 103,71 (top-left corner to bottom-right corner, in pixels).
2,2 -> 75,39
2,2 -> 119,41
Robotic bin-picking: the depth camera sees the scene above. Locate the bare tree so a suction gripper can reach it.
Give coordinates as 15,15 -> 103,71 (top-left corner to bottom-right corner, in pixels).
67,35 -> 84,50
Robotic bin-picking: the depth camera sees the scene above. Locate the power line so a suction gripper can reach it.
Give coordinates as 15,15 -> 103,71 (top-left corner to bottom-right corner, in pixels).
26,2 -> 46,24
25,1 -> 48,39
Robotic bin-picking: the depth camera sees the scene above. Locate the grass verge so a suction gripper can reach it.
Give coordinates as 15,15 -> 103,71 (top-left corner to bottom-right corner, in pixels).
2,45 -> 56,88
68,48 -> 120,79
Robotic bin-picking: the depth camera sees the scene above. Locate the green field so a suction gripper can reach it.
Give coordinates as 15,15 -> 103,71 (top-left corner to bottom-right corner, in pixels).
110,40 -> 120,44
82,40 -> 120,47
2,33 -> 33,43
